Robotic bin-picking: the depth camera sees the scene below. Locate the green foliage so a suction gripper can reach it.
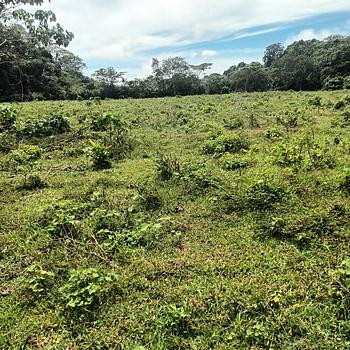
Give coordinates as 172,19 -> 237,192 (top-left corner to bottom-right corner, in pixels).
25,264 -> 55,298
339,171 -> 350,194
135,181 -> 163,211
276,112 -> 298,131
323,76 -> 344,91
91,112 -> 131,160
43,207 -> 80,239
88,141 -> 112,170
59,268 -> 117,310
3,92 -> 350,348
223,117 -> 244,130
159,304 -> 193,336
245,180 -> 286,210
2,144 -> 41,171
334,95 -> 350,110
274,140 -> 303,167
260,204 -> 348,243
21,173 -> 46,190
219,153 -> 251,173
0,105 -> 17,132
180,161 -> 221,192
204,134 -> 249,157
155,153 -> 181,181
308,96 -> 322,108
18,112 -> 71,137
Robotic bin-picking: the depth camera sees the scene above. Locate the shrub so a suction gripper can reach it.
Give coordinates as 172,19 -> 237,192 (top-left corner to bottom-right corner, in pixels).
176,110 -> 190,125
265,128 -> 282,141
155,153 -> 181,181
159,304 -> 193,336
260,204 -> 348,242
0,105 -> 17,132
25,265 -> 55,298
45,209 -> 80,239
245,180 -> 286,210
88,141 -> 112,170
18,112 -> 70,137
308,96 -> 322,108
224,117 -> 244,130
274,140 -> 303,168
180,161 -> 221,192
2,144 -> 41,172
334,95 -> 350,110
276,113 -> 298,132
91,112 -> 131,160
59,268 -> 117,311
204,134 -> 249,157
21,173 -> 46,190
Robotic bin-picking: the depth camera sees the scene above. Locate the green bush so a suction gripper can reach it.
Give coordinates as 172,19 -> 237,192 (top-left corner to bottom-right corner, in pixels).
180,161 -> 221,192
45,209 -> 80,239
274,140 -> 303,167
224,117 -> 244,130
219,153 -> 251,173
155,153 -> 181,181
59,268 -> 117,311
91,112 -> 131,160
204,134 -> 249,157
276,113 -> 298,132
245,180 -> 286,210
88,141 -> 112,170
2,144 -> 41,171
21,173 -> 46,190
18,112 -> 70,137
25,264 -> 55,298
334,95 -> 350,110
0,105 -> 17,132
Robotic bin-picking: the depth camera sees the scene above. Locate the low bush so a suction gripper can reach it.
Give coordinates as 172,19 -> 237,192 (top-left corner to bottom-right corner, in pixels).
0,105 -> 17,132
59,268 -> 117,312
18,112 -> 70,137
155,153 -> 181,181
245,180 -> 286,210
204,134 -> 249,157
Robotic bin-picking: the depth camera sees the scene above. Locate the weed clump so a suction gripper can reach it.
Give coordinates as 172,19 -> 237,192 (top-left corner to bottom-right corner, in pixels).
21,173 -> 46,190
245,180 -> 286,210
18,112 -> 70,137
0,105 -> 17,132
204,134 -> 249,157
59,268 -> 117,312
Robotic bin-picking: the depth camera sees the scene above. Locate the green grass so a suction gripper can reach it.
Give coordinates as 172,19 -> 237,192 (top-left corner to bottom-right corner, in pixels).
0,91 -> 350,349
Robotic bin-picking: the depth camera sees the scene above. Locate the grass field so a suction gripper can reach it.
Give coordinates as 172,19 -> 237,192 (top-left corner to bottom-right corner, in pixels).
0,91 -> 350,349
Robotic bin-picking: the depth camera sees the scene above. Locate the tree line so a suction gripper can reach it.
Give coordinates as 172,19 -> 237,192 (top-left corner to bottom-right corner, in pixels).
1,0 -> 350,102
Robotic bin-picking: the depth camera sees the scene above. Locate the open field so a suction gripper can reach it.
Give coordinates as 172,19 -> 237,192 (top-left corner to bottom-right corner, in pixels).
0,91 -> 350,349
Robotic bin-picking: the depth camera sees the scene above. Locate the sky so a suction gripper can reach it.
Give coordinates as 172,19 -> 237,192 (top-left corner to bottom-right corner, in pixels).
38,0 -> 350,78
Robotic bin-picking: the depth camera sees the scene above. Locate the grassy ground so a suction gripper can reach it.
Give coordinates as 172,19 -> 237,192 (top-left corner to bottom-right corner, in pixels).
0,91 -> 349,349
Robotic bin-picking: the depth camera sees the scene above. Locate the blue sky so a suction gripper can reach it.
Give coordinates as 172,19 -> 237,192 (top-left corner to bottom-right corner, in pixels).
41,0 -> 350,78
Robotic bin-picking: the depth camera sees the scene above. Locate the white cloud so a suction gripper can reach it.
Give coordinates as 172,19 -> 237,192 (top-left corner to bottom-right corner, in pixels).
34,0 -> 350,75
286,28 -> 342,45
202,50 -> 217,58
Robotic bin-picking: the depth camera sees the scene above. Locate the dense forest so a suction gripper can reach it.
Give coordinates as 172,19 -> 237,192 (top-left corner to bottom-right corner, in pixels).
1,1 -> 350,101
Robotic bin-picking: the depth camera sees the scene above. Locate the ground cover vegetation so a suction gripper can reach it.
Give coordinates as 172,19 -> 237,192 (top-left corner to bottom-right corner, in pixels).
0,90 -> 349,349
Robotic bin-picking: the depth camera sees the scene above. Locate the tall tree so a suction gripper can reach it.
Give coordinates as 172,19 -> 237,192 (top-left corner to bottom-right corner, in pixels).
263,43 -> 284,67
